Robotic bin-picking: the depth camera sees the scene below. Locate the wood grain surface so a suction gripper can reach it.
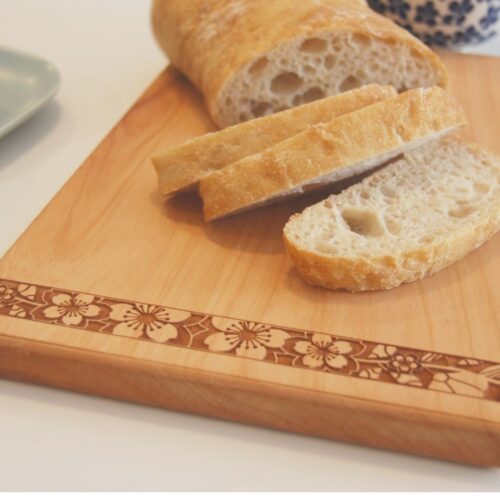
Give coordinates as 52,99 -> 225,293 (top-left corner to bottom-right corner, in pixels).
0,51 -> 499,466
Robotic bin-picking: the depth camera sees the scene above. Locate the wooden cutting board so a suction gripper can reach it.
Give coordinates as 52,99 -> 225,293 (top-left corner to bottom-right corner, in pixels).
1,51 -> 499,466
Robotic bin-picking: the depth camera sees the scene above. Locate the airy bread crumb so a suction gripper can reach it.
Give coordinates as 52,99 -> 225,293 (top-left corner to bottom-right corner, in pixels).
284,138 -> 500,291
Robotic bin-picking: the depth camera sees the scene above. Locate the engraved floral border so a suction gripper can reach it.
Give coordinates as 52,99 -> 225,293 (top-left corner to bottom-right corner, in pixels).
1,278 -> 499,402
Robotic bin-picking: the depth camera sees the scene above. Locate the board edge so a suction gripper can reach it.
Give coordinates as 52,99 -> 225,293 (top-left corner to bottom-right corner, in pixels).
1,333 -> 499,467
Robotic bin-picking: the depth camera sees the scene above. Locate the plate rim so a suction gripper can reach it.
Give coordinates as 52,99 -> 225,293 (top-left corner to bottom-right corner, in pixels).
0,46 -> 61,138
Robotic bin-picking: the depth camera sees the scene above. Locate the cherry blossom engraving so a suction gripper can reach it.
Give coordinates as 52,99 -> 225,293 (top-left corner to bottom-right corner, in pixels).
0,278 -> 499,402
205,318 -> 289,360
109,303 -> 190,342
42,293 -> 101,326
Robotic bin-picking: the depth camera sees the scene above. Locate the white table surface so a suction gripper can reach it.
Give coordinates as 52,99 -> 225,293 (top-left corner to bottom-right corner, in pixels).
1,0 -> 500,491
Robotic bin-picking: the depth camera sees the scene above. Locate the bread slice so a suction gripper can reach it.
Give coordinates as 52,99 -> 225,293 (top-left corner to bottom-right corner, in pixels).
153,84 -> 396,196
284,137 -> 500,292
200,87 -> 466,221
152,0 -> 448,127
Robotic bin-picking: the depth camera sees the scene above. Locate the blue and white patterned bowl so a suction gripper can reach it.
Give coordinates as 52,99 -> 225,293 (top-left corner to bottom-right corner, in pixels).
368,0 -> 500,47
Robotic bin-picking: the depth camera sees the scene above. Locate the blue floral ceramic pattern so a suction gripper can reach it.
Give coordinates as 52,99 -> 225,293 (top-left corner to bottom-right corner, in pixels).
389,0 -> 412,19
443,1 -> 474,26
415,2 -> 440,27
368,0 -> 500,47
481,4 -> 499,29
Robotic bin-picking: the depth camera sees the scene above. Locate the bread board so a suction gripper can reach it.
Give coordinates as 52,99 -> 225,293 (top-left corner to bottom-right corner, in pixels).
1,51 -> 499,466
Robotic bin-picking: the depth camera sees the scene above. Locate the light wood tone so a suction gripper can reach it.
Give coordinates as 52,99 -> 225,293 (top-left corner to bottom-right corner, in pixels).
0,51 -> 499,466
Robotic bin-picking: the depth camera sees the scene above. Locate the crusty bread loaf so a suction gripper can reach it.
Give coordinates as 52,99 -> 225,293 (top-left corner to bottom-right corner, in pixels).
151,0 -> 448,127
199,87 -> 466,221
152,84 -> 396,196
284,137 -> 500,292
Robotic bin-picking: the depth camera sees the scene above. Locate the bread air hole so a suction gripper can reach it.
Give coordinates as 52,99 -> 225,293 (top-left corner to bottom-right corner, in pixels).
351,34 -> 372,50
300,38 -> 328,53
324,55 -> 335,69
271,72 -> 303,94
356,70 -> 367,80
419,235 -> 434,244
380,185 -> 397,199
448,205 -> 477,218
341,208 -> 385,237
339,75 -> 361,93
302,87 -> 325,103
473,181 -> 489,194
249,57 -> 269,76
251,101 -> 271,117
385,218 -> 402,236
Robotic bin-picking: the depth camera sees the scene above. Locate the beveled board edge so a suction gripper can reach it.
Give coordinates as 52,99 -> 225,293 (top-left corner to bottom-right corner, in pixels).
1,277 -> 500,466
2,321 -> 500,467
1,278 -> 499,403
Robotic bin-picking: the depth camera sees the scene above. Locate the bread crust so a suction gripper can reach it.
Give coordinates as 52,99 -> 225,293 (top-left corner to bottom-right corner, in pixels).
283,208 -> 500,292
151,0 -> 448,126
199,87 -> 466,221
153,84 -> 396,196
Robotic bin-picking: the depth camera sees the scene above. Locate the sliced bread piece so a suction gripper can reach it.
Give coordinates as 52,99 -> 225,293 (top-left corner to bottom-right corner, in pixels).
200,87 -> 466,221
153,84 -> 396,196
284,137 -> 500,292
152,0 -> 447,127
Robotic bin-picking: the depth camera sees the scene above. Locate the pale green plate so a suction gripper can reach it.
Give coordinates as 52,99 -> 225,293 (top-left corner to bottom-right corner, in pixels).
0,47 -> 60,138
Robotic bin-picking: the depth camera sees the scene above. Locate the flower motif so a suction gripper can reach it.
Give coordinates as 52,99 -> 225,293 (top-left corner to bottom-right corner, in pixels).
423,31 -> 451,47
480,5 -> 500,30
358,366 -> 383,380
368,343 -> 397,360
109,303 -> 190,342
415,1 -> 439,27
205,318 -> 289,360
385,353 -> 424,386
18,283 -> 36,300
42,293 -> 101,326
457,358 -> 481,367
368,347 -> 424,387
428,370 -> 488,397
367,0 -> 387,15
294,333 -> 354,370
0,285 -> 15,304
387,353 -> 421,375
443,0 -> 474,26
389,0 -> 411,19
451,25 -> 489,45
8,304 -> 26,318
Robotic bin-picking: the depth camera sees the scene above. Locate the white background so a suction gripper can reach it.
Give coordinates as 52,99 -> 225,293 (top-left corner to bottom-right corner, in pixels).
1,0 -> 500,491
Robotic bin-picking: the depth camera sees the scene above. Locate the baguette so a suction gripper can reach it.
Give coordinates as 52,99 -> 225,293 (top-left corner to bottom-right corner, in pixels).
153,84 -> 396,196
151,0 -> 448,127
200,87 -> 466,221
284,137 -> 500,291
